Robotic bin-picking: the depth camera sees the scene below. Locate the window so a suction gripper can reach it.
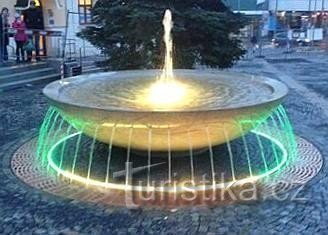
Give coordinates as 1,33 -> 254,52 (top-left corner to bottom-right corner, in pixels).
78,0 -> 93,24
15,0 -> 41,9
33,0 -> 41,7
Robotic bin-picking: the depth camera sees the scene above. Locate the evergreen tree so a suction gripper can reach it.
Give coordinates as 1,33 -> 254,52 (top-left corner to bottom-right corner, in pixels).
80,0 -> 246,70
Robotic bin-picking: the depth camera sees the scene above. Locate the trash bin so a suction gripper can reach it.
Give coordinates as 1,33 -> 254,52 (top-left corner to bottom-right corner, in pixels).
72,66 -> 82,77
63,63 -> 72,77
63,62 -> 81,78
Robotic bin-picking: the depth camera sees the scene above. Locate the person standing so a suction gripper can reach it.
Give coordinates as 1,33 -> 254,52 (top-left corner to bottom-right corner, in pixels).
12,13 -> 28,63
23,1 -> 44,62
267,11 -> 277,41
0,7 -> 10,63
250,35 -> 258,54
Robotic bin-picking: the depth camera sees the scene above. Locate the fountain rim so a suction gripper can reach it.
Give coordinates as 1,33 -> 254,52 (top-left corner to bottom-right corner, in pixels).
43,69 -> 289,113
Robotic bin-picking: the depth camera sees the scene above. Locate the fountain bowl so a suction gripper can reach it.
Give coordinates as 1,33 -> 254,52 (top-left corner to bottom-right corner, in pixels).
43,70 -> 288,152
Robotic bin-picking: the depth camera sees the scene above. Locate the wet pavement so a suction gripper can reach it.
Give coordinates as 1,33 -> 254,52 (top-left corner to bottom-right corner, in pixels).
0,50 -> 328,234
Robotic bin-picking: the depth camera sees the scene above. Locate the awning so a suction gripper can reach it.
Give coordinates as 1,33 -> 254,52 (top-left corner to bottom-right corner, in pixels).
15,0 -> 30,10
257,0 -> 266,4
234,10 -> 269,16
15,0 -> 43,10
16,0 -> 65,10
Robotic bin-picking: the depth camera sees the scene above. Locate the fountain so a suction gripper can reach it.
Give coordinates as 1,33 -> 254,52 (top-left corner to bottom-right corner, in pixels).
42,10 -> 288,152
28,9 -> 311,207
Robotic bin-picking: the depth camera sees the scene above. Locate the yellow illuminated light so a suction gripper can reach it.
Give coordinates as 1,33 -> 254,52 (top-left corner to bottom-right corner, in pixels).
145,81 -> 190,108
134,10 -> 197,110
148,81 -> 186,105
79,0 -> 92,5
32,0 -> 41,7
135,79 -> 199,111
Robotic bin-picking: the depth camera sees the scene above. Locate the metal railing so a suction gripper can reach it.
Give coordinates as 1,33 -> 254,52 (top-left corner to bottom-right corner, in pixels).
1,26 -> 63,62
1,20 -> 107,76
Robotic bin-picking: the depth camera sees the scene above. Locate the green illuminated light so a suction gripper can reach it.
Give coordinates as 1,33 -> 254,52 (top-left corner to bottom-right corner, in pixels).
37,105 -> 297,193
45,130 -> 289,193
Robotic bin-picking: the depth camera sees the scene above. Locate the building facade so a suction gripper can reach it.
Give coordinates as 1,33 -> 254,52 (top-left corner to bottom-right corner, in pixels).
268,0 -> 328,12
224,0 -> 268,15
225,0 -> 328,12
0,0 -> 100,58
225,0 -> 327,41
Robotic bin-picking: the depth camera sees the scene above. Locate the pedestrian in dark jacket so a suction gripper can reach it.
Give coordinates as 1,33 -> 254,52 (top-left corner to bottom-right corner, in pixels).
0,7 -> 10,62
23,1 -> 44,61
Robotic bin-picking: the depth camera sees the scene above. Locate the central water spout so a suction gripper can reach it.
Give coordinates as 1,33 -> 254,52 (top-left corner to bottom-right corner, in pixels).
161,9 -> 174,82
142,9 -> 196,110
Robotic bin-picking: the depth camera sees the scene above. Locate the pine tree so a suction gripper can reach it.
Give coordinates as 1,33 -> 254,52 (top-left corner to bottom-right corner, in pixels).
80,0 -> 246,70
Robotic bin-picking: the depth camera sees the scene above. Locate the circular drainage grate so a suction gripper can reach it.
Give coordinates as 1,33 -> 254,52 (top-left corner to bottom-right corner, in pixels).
259,137 -> 323,198
11,136 -> 322,208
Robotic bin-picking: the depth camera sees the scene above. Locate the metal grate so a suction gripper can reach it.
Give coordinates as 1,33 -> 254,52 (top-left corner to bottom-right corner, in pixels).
11,136 -> 322,208
259,137 -> 323,198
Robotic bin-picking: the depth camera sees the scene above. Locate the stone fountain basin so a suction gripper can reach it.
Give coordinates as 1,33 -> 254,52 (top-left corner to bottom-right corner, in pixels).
43,70 -> 288,152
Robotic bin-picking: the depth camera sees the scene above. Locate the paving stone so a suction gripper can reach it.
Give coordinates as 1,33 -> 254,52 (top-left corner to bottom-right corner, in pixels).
34,228 -> 48,234
0,50 -> 328,233
198,224 -> 208,233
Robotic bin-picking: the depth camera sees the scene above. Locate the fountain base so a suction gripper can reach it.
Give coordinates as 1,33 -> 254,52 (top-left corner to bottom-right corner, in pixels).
22,95 -> 318,207
11,136 -> 322,208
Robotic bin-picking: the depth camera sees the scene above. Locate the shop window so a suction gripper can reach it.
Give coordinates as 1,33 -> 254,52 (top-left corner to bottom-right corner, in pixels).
78,0 -> 93,24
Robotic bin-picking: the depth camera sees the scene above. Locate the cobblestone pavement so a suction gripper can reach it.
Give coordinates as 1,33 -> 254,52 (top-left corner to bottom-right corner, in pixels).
0,51 -> 328,234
